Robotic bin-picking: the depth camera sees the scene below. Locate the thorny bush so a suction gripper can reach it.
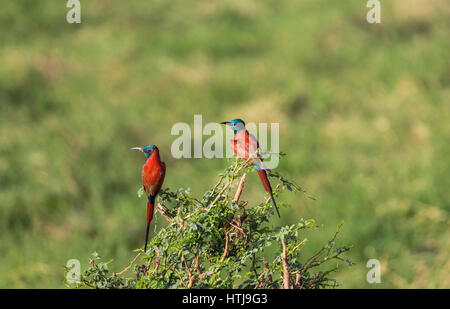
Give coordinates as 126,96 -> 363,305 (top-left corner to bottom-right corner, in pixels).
66,156 -> 352,289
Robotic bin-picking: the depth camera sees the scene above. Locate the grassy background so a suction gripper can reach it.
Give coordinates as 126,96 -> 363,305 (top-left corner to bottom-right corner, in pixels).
0,0 -> 449,288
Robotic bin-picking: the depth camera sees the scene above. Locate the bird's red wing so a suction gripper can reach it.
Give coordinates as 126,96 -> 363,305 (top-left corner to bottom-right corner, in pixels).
234,130 -> 259,160
248,132 -> 259,154
158,162 -> 166,190
230,139 -> 238,155
232,130 -> 270,170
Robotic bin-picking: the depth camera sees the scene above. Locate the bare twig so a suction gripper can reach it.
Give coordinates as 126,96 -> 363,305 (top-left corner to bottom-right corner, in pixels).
307,272 -> 321,289
176,207 -> 185,230
136,264 -> 148,280
228,221 -> 245,234
154,247 -> 161,271
281,239 -> 291,289
294,272 -> 302,288
156,203 -> 173,222
194,255 -> 204,281
220,232 -> 231,262
303,223 -> 345,271
261,257 -> 273,287
182,253 -> 196,289
115,252 -> 142,276
233,173 -> 246,204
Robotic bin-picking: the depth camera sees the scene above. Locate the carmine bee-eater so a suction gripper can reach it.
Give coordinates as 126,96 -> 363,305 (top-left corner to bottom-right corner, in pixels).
221,119 -> 280,218
131,145 -> 166,252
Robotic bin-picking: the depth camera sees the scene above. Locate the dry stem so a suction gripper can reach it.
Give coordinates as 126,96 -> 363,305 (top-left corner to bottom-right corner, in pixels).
182,253 -> 196,289
220,232 -> 231,262
233,173 -> 247,204
281,239 -> 291,289
156,203 -> 173,222
115,252 -> 142,276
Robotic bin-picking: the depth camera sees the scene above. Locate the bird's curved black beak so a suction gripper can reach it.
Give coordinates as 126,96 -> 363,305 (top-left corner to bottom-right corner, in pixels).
131,147 -> 143,152
220,121 -> 231,126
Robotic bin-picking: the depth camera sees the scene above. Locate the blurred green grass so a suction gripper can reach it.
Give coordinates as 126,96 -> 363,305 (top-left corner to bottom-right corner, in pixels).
0,0 -> 449,288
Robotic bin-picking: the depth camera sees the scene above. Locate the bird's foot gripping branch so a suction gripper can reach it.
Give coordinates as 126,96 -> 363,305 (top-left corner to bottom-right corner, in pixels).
66,158 -> 352,289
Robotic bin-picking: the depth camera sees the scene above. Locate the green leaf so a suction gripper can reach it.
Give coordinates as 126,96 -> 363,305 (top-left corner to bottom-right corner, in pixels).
137,187 -> 145,198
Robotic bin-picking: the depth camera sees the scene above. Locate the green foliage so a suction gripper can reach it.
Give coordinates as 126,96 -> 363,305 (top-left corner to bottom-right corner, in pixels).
69,160 -> 351,289
68,252 -> 135,289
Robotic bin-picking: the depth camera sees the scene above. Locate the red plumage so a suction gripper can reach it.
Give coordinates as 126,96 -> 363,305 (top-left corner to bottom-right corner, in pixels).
146,201 -> 153,225
231,129 -> 280,217
140,147 -> 165,252
142,148 -> 166,200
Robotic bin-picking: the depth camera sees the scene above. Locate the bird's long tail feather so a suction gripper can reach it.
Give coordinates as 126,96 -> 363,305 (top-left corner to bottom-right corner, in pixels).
144,196 -> 155,252
269,194 -> 281,218
256,169 -> 280,218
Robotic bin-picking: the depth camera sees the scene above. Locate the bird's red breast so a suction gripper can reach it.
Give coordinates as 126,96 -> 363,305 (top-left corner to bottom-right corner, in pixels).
231,129 -> 259,161
142,148 -> 166,198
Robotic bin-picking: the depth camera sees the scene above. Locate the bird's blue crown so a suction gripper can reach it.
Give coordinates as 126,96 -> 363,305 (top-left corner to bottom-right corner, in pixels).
226,118 -> 246,133
142,144 -> 156,158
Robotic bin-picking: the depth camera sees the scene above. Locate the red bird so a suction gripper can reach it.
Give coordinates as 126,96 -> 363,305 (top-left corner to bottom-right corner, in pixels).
131,144 -> 166,252
221,119 -> 281,217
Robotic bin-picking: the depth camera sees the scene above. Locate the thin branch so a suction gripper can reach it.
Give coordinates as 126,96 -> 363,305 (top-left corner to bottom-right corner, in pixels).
281,239 -> 291,289
307,272 -> 321,289
261,257 -> 273,287
182,253 -> 196,289
185,158 -> 251,219
294,272 -> 302,288
261,257 -> 273,289
156,203 -> 173,222
303,223 -> 344,271
154,247 -> 161,271
233,173 -> 246,204
220,232 -> 231,262
115,252 -> 142,276
194,255 -> 204,281
228,221 -> 245,234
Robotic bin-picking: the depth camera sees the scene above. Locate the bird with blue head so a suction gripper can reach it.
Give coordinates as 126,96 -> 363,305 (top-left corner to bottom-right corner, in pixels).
220,118 -> 246,134
221,119 -> 280,218
131,144 -> 166,252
